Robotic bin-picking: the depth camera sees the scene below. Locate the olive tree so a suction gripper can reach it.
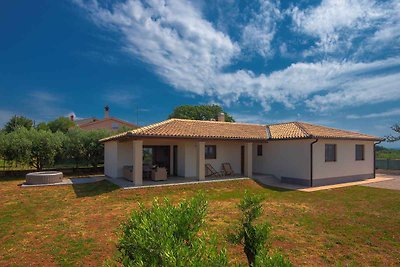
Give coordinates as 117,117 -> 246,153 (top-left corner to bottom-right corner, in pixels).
64,128 -> 86,168
83,129 -> 109,168
228,192 -> 292,267
2,128 -> 32,167
117,194 -> 227,266
4,116 -> 33,133
29,129 -> 64,170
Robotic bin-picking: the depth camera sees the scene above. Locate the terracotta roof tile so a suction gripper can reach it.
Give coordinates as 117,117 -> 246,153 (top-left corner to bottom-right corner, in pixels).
266,122 -> 380,140
100,119 -> 267,142
100,119 -> 381,142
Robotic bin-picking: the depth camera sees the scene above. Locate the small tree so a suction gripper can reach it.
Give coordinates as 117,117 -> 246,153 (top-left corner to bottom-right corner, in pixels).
83,129 -> 110,168
228,192 -> 292,267
4,115 -> 33,133
0,131 -> 7,168
168,104 -> 235,122
29,129 -> 64,170
64,128 -> 86,168
35,122 -> 49,131
386,124 -> 400,142
47,116 -> 75,133
117,194 -> 227,266
3,128 -> 32,167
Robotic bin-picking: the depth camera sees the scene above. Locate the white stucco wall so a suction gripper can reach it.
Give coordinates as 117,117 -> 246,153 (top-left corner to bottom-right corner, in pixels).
104,141 -> 118,178
204,141 -> 242,174
117,141 -> 134,178
253,140 -> 311,180
313,139 -> 374,180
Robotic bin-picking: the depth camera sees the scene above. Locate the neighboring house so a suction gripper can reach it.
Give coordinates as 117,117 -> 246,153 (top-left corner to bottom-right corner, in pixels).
100,114 -> 381,187
72,106 -> 138,131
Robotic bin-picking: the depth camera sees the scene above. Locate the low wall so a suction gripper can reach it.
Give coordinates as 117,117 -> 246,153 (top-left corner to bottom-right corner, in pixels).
376,159 -> 400,170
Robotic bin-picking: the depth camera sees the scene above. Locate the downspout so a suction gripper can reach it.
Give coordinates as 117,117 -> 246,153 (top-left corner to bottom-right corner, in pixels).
310,139 -> 319,187
374,140 -> 382,178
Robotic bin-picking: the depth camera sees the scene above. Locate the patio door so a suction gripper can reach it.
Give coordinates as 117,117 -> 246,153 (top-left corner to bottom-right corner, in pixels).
240,145 -> 244,175
143,146 -> 171,175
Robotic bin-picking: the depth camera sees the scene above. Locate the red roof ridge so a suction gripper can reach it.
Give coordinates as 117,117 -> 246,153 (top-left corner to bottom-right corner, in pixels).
169,118 -> 266,126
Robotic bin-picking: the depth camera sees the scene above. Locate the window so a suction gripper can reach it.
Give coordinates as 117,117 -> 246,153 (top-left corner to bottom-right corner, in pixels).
205,145 -> 216,159
355,144 -> 365,161
325,144 -> 336,162
257,145 -> 263,156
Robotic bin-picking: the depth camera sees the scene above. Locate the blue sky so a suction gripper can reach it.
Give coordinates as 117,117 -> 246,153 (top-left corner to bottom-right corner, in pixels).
0,0 -> 399,147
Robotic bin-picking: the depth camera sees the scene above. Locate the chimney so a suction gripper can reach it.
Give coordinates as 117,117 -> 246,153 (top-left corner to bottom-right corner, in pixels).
217,112 -> 225,122
104,105 -> 110,118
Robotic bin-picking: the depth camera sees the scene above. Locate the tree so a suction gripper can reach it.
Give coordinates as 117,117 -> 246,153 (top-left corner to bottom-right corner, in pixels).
36,122 -> 49,131
2,128 -> 32,167
47,116 -> 75,133
83,129 -> 110,168
64,128 -> 86,168
29,129 -> 64,170
0,131 -> 7,167
168,104 -> 235,122
227,191 -> 291,267
117,194 -> 228,266
4,115 -> 33,133
386,124 -> 400,142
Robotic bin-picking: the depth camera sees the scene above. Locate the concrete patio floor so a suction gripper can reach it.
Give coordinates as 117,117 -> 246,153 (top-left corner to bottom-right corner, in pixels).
20,173 -> 395,192
20,176 -> 105,188
106,175 -> 250,189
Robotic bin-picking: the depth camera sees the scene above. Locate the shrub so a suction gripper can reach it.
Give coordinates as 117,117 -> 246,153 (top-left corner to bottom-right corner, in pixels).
227,191 -> 291,267
117,194 -> 227,267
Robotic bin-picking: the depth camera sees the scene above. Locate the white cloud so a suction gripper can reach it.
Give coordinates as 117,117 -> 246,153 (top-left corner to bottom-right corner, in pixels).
75,0 -> 239,95
76,0 -> 400,113
289,0 -> 398,56
347,108 -> 400,119
240,0 -> 281,57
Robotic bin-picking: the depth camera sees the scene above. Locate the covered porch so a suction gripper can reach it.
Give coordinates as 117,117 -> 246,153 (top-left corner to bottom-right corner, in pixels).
104,138 -> 255,186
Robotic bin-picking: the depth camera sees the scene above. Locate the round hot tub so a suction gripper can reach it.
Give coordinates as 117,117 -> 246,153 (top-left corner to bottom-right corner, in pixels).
25,171 -> 63,185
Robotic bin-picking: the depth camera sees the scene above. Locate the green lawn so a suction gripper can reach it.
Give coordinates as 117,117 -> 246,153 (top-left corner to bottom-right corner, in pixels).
0,177 -> 399,266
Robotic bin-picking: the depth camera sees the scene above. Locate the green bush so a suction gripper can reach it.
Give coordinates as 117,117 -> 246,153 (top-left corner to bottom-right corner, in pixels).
228,191 -> 291,267
117,194 -> 227,267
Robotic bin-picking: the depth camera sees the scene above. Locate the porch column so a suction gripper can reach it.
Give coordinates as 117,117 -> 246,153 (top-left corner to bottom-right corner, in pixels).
132,140 -> 143,186
197,141 -> 205,181
244,142 -> 253,177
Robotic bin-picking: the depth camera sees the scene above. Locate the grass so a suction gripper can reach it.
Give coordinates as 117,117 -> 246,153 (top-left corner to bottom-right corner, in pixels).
0,177 -> 399,266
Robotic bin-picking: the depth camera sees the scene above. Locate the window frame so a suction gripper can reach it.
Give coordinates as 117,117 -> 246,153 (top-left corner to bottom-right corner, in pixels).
355,144 -> 365,161
205,145 -> 217,159
257,144 -> 263,156
325,144 -> 337,162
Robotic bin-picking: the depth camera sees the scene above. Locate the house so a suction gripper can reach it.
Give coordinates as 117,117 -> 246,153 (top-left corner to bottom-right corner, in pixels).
72,106 -> 138,131
100,114 -> 381,187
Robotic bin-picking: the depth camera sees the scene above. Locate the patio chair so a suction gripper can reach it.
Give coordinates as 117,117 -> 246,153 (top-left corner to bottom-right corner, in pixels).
222,163 -> 234,176
205,163 -> 224,177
